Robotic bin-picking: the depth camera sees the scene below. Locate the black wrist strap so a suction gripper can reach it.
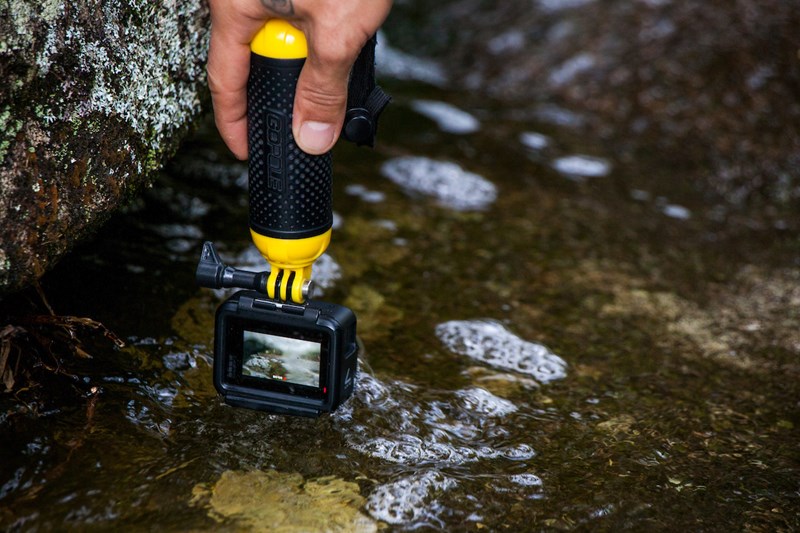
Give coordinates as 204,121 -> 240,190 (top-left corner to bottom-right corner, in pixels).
342,34 -> 391,147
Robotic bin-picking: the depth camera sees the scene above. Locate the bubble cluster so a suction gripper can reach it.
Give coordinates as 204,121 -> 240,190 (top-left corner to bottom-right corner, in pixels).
380,157 -> 497,211
455,387 -> 518,417
334,371 -> 541,526
435,320 -> 567,383
365,471 -> 456,525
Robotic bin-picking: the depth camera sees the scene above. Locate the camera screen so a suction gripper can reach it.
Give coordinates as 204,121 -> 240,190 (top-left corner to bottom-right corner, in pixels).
241,330 -> 321,388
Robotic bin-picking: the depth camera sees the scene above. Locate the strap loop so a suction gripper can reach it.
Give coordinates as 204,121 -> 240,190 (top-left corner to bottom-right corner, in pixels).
342,34 -> 391,147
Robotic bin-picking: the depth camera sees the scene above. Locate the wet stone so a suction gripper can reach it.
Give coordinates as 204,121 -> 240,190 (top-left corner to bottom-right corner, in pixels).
343,285 -> 403,341
464,366 -> 540,397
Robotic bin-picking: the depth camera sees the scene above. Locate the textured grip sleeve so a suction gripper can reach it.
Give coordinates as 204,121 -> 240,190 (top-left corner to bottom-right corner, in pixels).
247,54 -> 333,240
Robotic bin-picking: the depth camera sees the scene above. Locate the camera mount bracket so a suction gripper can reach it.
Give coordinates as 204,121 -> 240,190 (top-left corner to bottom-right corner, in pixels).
196,241 -> 315,302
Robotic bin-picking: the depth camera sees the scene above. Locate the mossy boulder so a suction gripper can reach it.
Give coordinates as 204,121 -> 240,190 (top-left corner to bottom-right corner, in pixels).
0,0 -> 209,295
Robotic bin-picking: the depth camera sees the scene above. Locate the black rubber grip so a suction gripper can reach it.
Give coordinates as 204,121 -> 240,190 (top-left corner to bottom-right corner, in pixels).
247,53 -> 333,239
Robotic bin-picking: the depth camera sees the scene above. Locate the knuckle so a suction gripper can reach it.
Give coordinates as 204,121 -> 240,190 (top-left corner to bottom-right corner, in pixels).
314,41 -> 353,67
297,83 -> 346,111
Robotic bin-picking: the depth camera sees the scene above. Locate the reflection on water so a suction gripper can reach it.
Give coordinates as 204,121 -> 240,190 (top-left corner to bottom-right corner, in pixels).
1,3 -> 799,530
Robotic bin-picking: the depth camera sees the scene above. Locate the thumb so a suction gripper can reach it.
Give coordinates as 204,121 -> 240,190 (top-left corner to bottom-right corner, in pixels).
292,43 -> 353,155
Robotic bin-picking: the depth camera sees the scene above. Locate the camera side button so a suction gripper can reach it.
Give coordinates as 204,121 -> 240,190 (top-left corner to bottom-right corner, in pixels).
252,298 -> 278,311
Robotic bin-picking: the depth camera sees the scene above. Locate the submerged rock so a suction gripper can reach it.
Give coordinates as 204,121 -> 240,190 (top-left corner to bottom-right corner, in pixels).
0,0 -> 209,295
194,470 -> 377,532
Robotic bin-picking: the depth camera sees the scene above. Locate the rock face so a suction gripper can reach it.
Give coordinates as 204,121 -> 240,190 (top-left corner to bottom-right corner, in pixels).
0,0 -> 209,295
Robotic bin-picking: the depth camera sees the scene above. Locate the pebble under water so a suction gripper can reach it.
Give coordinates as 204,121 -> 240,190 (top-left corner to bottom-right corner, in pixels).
2,27 -> 799,533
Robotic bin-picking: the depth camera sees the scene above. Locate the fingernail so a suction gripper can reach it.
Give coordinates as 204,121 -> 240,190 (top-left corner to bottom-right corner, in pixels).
298,121 -> 335,154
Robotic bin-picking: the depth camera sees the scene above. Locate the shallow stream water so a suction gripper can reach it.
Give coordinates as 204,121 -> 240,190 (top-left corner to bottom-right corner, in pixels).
2,20 -> 799,531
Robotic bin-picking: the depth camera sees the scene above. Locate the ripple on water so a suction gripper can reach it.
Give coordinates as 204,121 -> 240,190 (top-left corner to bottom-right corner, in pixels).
335,372 -> 534,468
410,100 -> 480,134
381,157 -> 497,211
436,320 -> 567,383
337,371 -> 540,527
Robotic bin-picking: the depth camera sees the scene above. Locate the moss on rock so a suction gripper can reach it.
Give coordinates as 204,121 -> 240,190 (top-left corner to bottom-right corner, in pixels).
0,0 -> 210,295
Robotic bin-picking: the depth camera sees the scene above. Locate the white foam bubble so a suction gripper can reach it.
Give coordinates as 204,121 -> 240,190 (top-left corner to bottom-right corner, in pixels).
381,157 -> 497,211
552,155 -> 612,178
332,211 -> 343,230
509,473 -> 543,487
537,0 -> 597,13
455,387 -> 518,417
410,100 -> 480,134
309,253 -> 341,292
435,320 -> 567,383
519,131 -> 551,150
224,245 -> 267,271
375,32 -> 448,87
549,53 -> 596,87
151,223 -> 203,239
345,184 -> 386,203
487,30 -> 526,55
366,471 -> 457,525
350,434 -> 531,465
662,204 -> 691,220
534,104 -> 587,128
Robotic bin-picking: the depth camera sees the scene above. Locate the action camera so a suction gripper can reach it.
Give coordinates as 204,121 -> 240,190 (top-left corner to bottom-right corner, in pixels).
213,290 -> 358,417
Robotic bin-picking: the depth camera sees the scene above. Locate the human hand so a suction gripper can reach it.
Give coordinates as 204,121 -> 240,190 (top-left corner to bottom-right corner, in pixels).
207,0 -> 393,159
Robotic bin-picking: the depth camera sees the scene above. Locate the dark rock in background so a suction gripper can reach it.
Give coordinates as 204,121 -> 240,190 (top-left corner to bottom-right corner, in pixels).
0,0 -> 209,295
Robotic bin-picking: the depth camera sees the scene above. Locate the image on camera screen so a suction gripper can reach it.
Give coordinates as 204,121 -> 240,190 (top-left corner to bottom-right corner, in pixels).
241,330 -> 321,387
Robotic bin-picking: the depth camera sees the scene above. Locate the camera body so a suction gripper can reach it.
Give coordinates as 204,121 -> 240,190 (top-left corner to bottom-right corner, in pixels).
214,290 -> 358,417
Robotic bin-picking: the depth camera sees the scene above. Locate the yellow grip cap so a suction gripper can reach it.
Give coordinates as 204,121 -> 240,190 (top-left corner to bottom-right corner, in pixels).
250,19 -> 308,59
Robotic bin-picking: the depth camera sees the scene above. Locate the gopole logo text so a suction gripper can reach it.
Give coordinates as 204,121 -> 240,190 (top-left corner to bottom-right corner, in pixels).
266,111 -> 286,191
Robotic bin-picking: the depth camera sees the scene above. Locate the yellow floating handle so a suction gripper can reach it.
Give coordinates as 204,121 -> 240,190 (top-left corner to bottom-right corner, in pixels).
250,19 -> 308,59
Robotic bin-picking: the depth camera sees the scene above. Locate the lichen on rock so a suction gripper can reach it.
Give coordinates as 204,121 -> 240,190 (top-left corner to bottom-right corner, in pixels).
0,0 -> 210,295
